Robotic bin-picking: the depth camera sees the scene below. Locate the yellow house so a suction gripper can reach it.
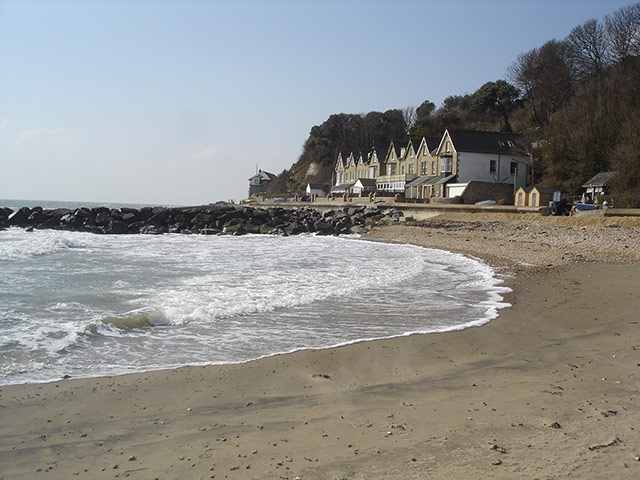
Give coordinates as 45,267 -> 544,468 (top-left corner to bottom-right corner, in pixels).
406,136 -> 442,199
333,152 -> 348,186
338,152 -> 360,184
376,140 -> 410,193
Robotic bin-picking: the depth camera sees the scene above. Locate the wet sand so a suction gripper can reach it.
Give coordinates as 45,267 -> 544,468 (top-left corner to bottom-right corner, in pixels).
1,215 -> 639,479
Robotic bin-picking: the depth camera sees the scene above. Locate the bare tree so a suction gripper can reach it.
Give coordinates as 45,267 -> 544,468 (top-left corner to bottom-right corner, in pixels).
402,105 -> 417,135
567,18 -> 611,79
605,2 -> 640,64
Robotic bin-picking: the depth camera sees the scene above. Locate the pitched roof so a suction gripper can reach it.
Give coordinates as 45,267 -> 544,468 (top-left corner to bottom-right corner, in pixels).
582,171 -> 616,188
446,129 -> 527,155
406,175 -> 438,187
423,135 -> 441,153
371,146 -> 387,161
408,138 -> 421,153
531,186 -> 559,194
354,178 -> 377,187
248,170 -> 276,182
387,140 -> 409,160
330,182 -> 355,192
358,150 -> 371,165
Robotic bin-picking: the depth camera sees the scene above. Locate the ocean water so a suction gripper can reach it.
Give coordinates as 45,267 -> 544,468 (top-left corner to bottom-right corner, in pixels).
0,225 -> 510,386
0,198 -> 160,211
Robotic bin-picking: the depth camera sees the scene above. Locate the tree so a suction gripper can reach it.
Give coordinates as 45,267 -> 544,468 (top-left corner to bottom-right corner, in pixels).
402,105 -> 417,134
567,18 -> 611,80
416,100 -> 436,119
508,40 -> 575,127
605,2 -> 640,65
472,80 -> 522,132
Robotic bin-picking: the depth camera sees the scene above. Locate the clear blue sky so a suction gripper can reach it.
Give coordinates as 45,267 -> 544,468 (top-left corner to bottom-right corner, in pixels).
0,0 -> 634,205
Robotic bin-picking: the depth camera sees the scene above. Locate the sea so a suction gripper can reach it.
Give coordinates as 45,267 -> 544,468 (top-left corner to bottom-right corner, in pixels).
0,199 -> 510,386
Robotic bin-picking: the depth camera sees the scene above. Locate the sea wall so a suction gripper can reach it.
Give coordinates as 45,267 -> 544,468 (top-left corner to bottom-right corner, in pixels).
0,204 -> 404,236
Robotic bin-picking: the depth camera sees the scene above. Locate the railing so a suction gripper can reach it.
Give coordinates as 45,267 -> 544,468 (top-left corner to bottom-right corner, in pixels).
376,174 -> 418,183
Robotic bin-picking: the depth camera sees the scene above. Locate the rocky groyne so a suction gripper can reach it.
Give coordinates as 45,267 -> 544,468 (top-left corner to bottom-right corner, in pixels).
0,203 -> 404,236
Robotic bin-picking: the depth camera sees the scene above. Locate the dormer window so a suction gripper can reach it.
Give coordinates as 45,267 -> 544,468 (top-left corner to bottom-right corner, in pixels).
445,141 -> 451,153
507,140 -> 515,147
400,147 -> 406,157
498,140 -> 506,147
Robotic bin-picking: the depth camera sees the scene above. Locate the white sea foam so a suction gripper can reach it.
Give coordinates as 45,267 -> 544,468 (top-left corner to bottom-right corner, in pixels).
0,227 -> 96,261
0,229 -> 510,385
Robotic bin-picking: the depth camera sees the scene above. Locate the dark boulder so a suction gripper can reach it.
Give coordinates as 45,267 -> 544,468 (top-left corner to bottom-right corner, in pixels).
120,212 -> 138,224
95,211 -> 112,226
105,220 -> 129,234
27,209 -> 48,226
145,208 -> 171,226
137,207 -> 154,221
0,207 -> 13,222
8,207 -> 32,226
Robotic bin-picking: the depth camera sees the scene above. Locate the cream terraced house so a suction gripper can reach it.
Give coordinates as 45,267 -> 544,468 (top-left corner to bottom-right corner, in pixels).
405,135 -> 444,199
331,147 -> 386,196
376,140 -> 412,193
436,129 -> 530,198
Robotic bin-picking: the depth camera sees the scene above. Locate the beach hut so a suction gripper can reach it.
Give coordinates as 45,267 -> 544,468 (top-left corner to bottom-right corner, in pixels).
514,186 -> 530,206
528,186 -> 558,207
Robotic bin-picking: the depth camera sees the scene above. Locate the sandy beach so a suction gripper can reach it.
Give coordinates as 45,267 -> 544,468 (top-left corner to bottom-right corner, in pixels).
1,213 -> 640,479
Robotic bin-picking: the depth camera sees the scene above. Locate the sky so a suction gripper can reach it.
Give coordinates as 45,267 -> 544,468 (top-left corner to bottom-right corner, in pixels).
0,0 -> 635,206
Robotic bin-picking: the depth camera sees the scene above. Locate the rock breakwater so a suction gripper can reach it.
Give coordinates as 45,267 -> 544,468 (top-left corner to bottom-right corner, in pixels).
0,203 -> 404,236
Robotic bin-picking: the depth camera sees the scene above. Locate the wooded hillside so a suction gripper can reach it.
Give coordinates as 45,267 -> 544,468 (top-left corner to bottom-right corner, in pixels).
268,3 -> 640,206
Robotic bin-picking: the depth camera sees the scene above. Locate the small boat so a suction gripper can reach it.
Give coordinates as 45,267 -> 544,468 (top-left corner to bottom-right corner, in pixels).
574,203 -> 600,211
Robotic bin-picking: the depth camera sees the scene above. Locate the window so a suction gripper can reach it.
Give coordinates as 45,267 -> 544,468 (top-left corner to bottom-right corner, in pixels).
370,166 -> 377,178
408,163 -> 415,174
401,165 -> 405,174
432,162 -> 436,175
424,145 -> 429,155
421,162 -> 427,175
490,160 -> 497,175
518,192 -> 523,206
510,161 -> 518,175
389,164 -> 396,175
400,147 -> 406,157
445,141 -> 451,153
441,157 -> 452,174
531,192 -> 538,205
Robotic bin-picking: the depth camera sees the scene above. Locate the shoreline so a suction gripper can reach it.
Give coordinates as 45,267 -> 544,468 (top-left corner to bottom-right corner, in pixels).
1,216 -> 639,479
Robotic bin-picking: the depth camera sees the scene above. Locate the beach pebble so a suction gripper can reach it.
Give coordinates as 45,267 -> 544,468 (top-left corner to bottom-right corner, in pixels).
128,455 -> 136,461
